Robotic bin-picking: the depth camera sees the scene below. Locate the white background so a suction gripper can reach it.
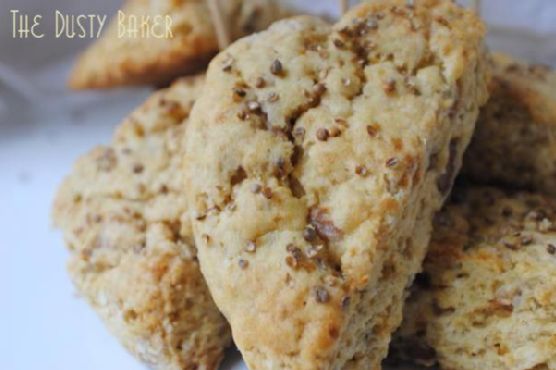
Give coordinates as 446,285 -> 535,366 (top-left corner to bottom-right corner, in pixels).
1,1 -> 555,369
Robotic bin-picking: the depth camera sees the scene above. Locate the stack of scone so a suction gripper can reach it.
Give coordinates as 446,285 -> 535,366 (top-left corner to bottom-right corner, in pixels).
53,1 -> 556,369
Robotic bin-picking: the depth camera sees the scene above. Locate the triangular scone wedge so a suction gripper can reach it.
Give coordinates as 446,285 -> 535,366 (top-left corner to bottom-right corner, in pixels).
462,54 -> 556,196
184,1 -> 489,368
53,76 -> 232,370
390,187 -> 556,370
69,0 -> 290,89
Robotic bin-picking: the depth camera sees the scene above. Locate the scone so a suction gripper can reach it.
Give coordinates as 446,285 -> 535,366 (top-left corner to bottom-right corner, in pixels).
462,53 -> 556,196
52,76 -> 231,370
391,187 -> 556,370
184,1 -> 489,368
69,0 -> 290,89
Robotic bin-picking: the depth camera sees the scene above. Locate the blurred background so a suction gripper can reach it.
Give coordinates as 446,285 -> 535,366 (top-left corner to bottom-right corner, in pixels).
1,1 -> 555,369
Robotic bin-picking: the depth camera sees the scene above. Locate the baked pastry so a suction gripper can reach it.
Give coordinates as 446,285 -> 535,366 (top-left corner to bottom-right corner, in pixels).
184,1 -> 489,368
69,0 -> 290,89
52,76 -> 231,370
391,187 -> 556,370
462,53 -> 556,196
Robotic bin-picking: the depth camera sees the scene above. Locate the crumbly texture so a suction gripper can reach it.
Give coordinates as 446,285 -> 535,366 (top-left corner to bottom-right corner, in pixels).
184,1 -> 489,369
462,53 -> 556,196
69,0 -> 290,89
391,187 -> 556,370
52,76 -> 232,370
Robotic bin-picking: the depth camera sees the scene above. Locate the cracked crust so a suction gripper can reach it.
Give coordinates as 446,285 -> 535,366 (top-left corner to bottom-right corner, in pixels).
391,187 -> 556,370
462,53 -> 556,196
69,0 -> 291,89
52,76 -> 232,370
184,1 -> 489,369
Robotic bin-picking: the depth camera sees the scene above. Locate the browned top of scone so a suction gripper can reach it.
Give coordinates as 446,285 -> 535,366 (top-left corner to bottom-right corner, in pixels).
462,53 -> 556,195
490,53 -> 556,125
69,0 -> 291,89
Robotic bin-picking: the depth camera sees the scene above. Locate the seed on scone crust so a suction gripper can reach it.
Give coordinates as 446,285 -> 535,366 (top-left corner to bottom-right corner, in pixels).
270,59 -> 284,76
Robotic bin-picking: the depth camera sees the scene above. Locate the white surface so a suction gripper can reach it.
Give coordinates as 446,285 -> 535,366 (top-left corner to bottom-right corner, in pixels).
1,1 -> 556,370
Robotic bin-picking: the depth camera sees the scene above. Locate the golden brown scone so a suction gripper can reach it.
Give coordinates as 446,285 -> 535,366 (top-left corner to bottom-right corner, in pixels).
52,76 -> 232,370
462,53 -> 556,196
184,1 -> 489,368
69,0 -> 291,89
390,187 -> 556,370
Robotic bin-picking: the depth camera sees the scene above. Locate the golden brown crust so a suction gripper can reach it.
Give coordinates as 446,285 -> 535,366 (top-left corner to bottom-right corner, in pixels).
184,1 -> 489,368
52,76 -> 232,370
462,53 -> 556,196
69,0 -> 292,89
392,186 -> 556,370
